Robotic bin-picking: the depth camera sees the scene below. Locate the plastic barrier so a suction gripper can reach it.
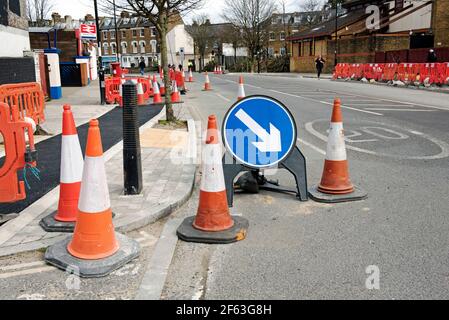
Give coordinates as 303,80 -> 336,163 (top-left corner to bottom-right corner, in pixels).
332,62 -> 449,85
105,77 -> 121,104
0,102 -> 38,203
0,83 -> 45,125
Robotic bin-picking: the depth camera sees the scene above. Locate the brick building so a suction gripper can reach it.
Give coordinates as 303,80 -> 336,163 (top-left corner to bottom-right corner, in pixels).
99,11 -> 159,68
287,0 -> 449,73
267,11 -> 325,57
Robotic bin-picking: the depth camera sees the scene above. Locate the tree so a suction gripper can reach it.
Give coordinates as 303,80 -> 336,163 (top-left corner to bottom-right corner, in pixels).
300,0 -> 322,12
26,0 -> 54,26
186,15 -> 213,71
223,0 -> 277,73
100,0 -> 203,122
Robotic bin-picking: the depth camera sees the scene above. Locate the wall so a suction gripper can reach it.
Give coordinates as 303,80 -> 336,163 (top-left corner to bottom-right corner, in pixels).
432,0 -> 449,47
166,25 -> 195,67
30,30 -> 78,62
388,0 -> 432,33
0,25 -> 30,57
0,57 -> 36,85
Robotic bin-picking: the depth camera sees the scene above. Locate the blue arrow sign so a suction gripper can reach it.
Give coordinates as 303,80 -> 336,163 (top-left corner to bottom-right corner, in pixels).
223,96 -> 297,169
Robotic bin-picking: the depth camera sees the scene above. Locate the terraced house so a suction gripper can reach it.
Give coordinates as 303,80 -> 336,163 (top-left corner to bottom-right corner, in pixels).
100,11 -> 159,69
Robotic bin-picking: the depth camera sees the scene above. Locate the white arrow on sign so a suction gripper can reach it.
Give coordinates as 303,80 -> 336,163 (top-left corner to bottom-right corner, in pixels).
235,109 -> 282,153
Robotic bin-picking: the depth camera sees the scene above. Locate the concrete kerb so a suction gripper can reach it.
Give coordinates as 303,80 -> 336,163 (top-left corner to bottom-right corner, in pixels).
0,107 -> 198,257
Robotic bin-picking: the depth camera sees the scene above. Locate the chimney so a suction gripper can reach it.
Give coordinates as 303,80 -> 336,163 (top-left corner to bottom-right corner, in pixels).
51,12 -> 61,25
85,14 -> 94,21
120,11 -> 130,18
65,15 -> 72,26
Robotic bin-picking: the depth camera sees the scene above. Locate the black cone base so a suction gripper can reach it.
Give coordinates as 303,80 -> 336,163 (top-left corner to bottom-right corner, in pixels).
177,216 -> 249,244
44,233 -> 140,278
309,185 -> 368,204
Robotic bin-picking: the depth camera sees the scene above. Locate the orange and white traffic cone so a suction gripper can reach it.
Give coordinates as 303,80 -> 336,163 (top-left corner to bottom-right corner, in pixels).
171,80 -> 181,103
40,105 -> 84,232
188,69 -> 194,82
237,76 -> 246,100
203,72 -> 212,91
119,78 -> 126,107
152,77 -> 163,104
177,115 -> 249,244
45,119 -> 140,278
309,98 -> 367,203
137,81 -> 146,106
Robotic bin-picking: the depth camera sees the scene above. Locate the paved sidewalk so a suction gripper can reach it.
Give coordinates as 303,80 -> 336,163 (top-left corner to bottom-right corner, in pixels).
0,83 -> 197,257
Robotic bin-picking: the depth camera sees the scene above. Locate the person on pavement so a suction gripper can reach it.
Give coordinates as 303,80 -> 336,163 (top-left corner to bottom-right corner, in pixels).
139,58 -> 146,76
427,49 -> 437,63
315,55 -> 326,79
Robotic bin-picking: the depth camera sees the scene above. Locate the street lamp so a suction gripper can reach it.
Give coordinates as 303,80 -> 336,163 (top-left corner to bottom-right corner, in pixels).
334,0 -> 338,67
93,0 -> 106,105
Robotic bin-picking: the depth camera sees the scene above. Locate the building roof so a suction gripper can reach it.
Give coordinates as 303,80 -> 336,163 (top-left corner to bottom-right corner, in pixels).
287,8 -> 367,41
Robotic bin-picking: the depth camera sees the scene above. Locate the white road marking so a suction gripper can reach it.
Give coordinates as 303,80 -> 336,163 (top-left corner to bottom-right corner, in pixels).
215,92 -> 231,102
305,120 -> 449,160
297,138 -> 326,155
319,101 -> 384,116
365,108 -> 436,112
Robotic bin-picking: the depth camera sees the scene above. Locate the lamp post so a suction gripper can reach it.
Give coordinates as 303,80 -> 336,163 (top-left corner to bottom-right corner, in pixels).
334,0 -> 338,67
113,0 -> 120,64
93,0 -> 106,105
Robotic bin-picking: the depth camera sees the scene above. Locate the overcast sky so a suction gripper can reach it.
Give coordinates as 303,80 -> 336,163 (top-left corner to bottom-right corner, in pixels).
50,0 -> 322,23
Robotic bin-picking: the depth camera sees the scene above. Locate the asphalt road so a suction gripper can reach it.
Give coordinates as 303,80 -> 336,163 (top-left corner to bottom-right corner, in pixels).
162,73 -> 449,300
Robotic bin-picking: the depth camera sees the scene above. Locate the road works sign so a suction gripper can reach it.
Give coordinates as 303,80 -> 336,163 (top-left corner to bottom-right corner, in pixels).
223,95 -> 297,169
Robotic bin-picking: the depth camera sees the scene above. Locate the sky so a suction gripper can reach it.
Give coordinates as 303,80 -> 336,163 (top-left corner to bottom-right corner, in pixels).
49,0 -> 320,23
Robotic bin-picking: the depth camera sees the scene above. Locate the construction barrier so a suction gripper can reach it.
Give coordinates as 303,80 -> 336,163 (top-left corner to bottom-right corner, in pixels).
105,76 -> 153,105
0,102 -> 38,203
0,82 -> 46,125
333,62 -> 449,86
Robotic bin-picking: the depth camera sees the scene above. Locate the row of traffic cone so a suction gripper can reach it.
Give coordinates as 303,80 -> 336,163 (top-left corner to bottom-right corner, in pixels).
42,106 -> 139,277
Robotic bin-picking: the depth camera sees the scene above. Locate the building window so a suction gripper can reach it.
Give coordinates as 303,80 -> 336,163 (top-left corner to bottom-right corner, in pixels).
280,47 -> 286,56
9,0 -> 21,15
103,31 -> 108,40
269,32 -> 276,41
121,42 -> 127,54
309,41 -> 314,56
150,40 -> 157,53
110,31 -> 115,39
150,28 -> 156,37
110,43 -> 116,54
280,32 -> 286,41
122,30 -> 127,38
132,41 -> 138,53
268,47 -> 274,56
103,43 -> 109,55
139,41 -> 146,53
132,30 -> 137,38
140,29 -> 145,37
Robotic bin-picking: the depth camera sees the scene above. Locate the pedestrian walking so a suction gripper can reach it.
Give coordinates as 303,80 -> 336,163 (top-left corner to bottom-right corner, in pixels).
427,49 -> 437,63
315,55 -> 325,79
139,58 -> 146,76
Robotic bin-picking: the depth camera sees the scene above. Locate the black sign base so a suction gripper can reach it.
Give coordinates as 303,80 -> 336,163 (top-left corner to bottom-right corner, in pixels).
223,147 -> 309,207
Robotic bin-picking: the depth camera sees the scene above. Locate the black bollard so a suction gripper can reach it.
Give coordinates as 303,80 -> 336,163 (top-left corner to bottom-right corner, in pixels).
99,68 -> 106,105
122,80 -> 143,195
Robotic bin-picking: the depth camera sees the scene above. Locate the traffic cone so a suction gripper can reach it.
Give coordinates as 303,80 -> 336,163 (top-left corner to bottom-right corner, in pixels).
177,115 -> 249,244
40,105 -> 84,233
137,81 -> 146,106
160,79 -> 166,96
119,78 -> 126,107
171,80 -> 181,103
203,72 -> 212,91
45,120 -> 140,278
188,69 -> 194,82
309,98 -> 367,203
237,76 -> 246,100
152,78 -> 163,104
